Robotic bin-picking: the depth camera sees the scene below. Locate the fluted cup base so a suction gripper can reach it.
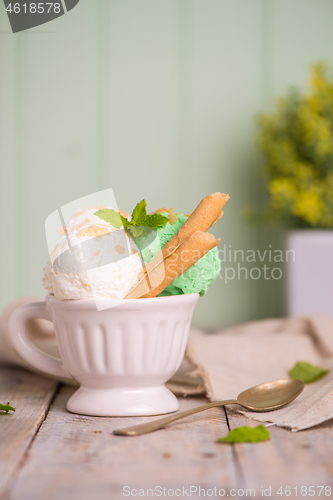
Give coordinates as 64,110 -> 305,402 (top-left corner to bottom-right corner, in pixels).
66,385 -> 180,416
9,294 -> 199,417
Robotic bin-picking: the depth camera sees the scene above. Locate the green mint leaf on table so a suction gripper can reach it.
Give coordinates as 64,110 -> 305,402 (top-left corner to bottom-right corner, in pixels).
94,209 -> 123,229
217,425 -> 270,444
289,361 -> 329,384
0,403 -> 15,414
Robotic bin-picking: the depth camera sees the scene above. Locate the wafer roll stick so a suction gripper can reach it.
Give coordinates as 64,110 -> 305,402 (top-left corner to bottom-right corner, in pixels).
126,231 -> 220,299
161,192 -> 229,260
127,192 -> 229,298
135,192 -> 229,283
210,210 -> 224,228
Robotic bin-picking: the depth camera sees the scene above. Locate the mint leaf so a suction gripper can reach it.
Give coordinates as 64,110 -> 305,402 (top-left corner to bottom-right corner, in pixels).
128,226 -> 158,240
94,209 -> 123,229
0,403 -> 15,414
94,201 -> 168,244
130,200 -> 168,228
217,425 -> 270,444
143,213 -> 169,228
289,361 -> 329,384
131,200 -> 148,225
120,215 -> 129,230
127,226 -> 146,238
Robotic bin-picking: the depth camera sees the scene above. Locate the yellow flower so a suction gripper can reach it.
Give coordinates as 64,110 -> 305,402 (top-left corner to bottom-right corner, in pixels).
292,192 -> 323,226
256,61 -> 333,228
268,178 -> 297,208
296,103 -> 333,157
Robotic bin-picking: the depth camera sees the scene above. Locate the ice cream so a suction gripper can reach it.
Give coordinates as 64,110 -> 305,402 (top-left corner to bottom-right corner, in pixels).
127,193 -> 229,299
56,206 -> 130,235
43,193 -> 229,301
137,212 -> 221,297
43,221 -> 142,300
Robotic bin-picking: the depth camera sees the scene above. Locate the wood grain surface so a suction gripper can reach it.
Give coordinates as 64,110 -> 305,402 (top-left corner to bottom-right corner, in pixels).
8,386 -> 237,500
0,366 -> 58,498
1,368 -> 333,500
226,409 -> 333,498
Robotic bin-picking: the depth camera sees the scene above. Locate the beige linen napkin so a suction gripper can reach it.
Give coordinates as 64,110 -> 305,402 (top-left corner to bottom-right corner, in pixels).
184,316 -> 333,431
1,298 -> 333,430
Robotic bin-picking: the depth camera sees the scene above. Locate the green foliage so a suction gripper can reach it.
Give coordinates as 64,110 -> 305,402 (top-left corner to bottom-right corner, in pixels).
289,361 -> 329,384
255,61 -> 333,228
0,403 -> 15,413
130,199 -> 148,226
94,200 -> 169,241
217,425 -> 270,444
93,209 -> 123,229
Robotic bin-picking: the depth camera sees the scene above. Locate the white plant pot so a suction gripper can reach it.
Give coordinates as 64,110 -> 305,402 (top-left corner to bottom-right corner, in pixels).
287,230 -> 333,316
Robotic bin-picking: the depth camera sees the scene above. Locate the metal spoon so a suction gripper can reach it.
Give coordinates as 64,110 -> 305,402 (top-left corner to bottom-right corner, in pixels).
113,378 -> 304,436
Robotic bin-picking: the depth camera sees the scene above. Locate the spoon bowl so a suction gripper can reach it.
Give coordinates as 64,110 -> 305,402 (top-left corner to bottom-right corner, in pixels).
236,378 -> 304,411
114,378 -> 304,436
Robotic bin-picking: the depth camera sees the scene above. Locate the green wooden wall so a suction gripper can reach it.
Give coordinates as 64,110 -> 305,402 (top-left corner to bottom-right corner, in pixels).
1,0 -> 333,327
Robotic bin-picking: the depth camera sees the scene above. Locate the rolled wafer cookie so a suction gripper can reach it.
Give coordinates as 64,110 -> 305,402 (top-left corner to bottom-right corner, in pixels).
135,192 -> 229,283
161,192 -> 229,260
210,210 -> 224,228
126,231 -> 220,299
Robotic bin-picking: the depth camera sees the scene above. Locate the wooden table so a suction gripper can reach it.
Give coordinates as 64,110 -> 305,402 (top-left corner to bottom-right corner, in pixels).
1,365 -> 333,500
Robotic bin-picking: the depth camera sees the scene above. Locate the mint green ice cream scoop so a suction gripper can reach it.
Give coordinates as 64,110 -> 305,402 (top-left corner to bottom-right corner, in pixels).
138,213 -> 221,297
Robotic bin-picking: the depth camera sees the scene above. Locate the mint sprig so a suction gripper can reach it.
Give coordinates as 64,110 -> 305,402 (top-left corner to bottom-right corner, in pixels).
0,403 -> 15,414
289,361 -> 329,384
92,208 -> 125,229
217,425 -> 270,444
94,200 -> 169,240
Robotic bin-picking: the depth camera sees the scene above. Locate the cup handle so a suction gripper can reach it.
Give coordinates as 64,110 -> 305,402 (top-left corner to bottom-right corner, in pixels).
9,301 -> 72,379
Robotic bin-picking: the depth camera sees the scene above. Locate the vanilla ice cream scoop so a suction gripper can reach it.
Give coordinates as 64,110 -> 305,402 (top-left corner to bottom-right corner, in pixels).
43,223 -> 143,300
57,206 -> 130,235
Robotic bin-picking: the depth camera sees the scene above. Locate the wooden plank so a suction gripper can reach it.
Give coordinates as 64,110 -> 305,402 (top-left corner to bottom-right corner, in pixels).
9,386 -> 237,500
226,408 -> 333,498
0,366 -> 58,498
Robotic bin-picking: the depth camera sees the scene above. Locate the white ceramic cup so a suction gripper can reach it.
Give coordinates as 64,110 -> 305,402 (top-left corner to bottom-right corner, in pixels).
9,294 -> 199,416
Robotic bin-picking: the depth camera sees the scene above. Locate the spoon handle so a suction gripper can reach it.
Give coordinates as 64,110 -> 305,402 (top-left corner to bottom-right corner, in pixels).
113,399 -> 239,436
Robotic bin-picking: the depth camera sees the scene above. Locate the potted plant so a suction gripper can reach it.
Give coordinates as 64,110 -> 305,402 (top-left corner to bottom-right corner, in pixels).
254,62 -> 333,316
